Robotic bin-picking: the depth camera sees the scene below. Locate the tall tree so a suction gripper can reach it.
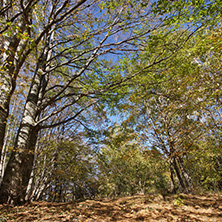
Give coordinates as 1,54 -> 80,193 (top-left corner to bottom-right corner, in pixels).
1,0 -> 220,204
0,0 -> 173,204
0,0 -> 39,159
119,26 -> 222,193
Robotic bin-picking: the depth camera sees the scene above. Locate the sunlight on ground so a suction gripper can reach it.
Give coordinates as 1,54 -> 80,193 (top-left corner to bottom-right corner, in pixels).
0,194 -> 222,221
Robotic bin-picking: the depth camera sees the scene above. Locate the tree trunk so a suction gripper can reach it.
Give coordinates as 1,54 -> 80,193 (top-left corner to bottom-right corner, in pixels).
0,107 -> 9,161
30,155 -> 54,201
0,21 -> 54,203
0,63 -> 17,160
170,165 -> 177,193
0,99 -> 18,183
25,136 -> 39,201
30,137 -> 58,201
0,126 -> 39,204
0,1 -> 32,158
170,156 -> 192,193
178,157 -> 193,193
0,0 -> 9,156
168,136 -> 192,193
171,157 -> 187,192
0,64 -> 47,204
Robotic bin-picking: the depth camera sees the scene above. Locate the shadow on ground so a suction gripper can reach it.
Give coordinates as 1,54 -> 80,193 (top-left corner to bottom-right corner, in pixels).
0,194 -> 222,221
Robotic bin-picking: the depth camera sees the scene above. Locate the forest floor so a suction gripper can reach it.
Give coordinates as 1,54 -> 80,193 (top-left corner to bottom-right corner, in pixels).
0,193 -> 222,221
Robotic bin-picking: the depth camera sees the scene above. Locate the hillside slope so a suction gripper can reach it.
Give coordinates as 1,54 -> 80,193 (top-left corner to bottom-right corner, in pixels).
0,194 -> 222,221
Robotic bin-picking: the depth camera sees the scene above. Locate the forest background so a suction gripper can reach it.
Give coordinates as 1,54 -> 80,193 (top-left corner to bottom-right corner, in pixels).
0,0 -> 221,205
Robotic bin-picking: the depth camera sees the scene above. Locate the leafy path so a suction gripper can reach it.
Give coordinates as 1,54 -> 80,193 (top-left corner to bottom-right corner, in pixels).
0,194 -> 222,221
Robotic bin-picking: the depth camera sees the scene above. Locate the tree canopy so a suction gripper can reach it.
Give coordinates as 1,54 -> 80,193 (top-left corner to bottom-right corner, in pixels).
0,0 -> 221,204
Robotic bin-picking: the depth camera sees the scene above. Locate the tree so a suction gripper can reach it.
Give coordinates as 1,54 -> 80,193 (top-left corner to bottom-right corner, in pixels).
1,0 -> 221,204
183,26 -> 222,191
0,0 -> 174,204
97,125 -> 168,197
119,26 -> 222,193
28,128 -> 97,202
0,0 -> 39,160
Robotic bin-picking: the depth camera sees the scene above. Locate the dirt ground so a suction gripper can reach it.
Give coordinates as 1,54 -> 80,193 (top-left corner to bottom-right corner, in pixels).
0,194 -> 222,221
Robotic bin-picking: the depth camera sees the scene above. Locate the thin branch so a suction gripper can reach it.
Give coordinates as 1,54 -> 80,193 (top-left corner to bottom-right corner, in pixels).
39,101 -> 97,129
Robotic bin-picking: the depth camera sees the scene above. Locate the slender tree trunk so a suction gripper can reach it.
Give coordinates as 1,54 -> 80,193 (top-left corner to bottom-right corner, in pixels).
0,63 -> 16,160
0,99 -> 18,183
25,135 -> 39,201
31,156 -> 52,201
0,0 -> 9,157
168,136 -> 192,193
0,106 -> 9,159
171,157 -> 187,192
31,142 -> 58,201
27,128 -> 55,201
170,156 -> 192,193
170,165 -> 177,193
178,157 -> 193,192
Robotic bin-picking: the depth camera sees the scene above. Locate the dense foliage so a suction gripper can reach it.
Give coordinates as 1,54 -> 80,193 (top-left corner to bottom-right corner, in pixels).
0,0 -> 221,204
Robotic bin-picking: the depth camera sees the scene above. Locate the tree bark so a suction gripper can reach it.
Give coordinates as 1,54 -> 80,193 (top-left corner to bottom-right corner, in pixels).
0,59 -> 49,204
170,165 -> 177,193
0,14 -> 55,202
0,126 -> 39,204
169,156 -> 186,192
0,107 -> 9,160
170,156 -> 192,193
178,156 -> 193,192
25,136 -> 39,201
0,1 -> 33,159
0,52 -> 17,160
